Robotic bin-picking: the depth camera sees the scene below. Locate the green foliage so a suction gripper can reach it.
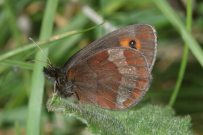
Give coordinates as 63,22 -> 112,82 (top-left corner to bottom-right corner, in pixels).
26,0 -> 59,135
169,0 -> 192,107
152,0 -> 203,66
47,94 -> 193,135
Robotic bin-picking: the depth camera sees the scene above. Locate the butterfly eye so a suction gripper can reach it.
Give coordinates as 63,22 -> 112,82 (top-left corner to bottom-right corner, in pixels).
129,40 -> 136,49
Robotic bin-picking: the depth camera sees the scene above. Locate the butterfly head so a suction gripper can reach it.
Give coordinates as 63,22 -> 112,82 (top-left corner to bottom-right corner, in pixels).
43,66 -> 74,97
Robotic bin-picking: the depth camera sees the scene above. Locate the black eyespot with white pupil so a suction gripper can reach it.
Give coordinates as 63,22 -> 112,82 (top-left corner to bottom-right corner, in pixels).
129,40 -> 136,49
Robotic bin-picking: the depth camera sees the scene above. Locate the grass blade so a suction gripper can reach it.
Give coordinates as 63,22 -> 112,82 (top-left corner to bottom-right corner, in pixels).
169,0 -> 192,106
26,0 -> 59,135
152,0 -> 203,67
0,24 -> 103,62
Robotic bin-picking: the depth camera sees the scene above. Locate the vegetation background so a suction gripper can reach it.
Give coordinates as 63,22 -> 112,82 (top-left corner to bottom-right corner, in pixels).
0,0 -> 203,135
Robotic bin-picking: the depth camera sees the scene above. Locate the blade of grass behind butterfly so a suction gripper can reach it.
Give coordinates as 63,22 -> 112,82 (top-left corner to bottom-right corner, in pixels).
50,13 -> 88,63
0,60 -> 33,70
169,0 -> 192,107
26,0 -> 58,135
152,0 -> 203,67
0,23 -> 104,62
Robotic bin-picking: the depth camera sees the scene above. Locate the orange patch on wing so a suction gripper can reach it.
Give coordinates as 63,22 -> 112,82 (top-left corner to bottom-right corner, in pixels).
119,37 -> 142,50
119,38 -> 130,48
135,38 -> 141,50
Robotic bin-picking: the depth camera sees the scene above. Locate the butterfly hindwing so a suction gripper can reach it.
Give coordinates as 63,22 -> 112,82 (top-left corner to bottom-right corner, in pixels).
67,47 -> 151,109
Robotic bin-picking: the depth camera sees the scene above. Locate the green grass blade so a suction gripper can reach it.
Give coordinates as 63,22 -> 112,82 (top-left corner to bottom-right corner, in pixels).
26,0 -> 59,135
152,0 -> 203,67
169,0 -> 192,106
1,60 -> 33,70
15,121 -> 21,135
0,23 -> 103,62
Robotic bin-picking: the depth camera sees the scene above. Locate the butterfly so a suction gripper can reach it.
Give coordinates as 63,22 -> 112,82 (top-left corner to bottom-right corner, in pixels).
44,24 -> 157,110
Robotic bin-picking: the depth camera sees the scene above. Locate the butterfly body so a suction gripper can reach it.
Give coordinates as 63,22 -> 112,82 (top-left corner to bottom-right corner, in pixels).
44,24 -> 157,110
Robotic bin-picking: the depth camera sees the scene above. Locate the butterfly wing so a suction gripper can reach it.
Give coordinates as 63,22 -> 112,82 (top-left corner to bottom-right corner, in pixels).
67,47 -> 151,110
64,24 -> 157,71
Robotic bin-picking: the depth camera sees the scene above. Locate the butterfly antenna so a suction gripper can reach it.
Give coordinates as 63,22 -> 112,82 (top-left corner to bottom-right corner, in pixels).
29,37 -> 52,67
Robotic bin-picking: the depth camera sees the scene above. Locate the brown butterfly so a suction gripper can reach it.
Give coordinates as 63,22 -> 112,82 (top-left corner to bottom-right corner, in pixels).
44,24 -> 157,110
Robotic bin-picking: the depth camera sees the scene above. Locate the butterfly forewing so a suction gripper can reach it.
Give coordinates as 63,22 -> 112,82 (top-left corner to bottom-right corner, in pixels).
63,24 -> 157,72
67,47 -> 151,109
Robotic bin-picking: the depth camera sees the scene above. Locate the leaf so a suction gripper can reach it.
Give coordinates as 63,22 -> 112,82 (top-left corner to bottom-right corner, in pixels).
47,94 -> 193,135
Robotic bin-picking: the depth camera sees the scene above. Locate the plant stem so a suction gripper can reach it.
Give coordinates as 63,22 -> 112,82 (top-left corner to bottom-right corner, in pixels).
169,0 -> 192,107
0,24 -> 102,62
152,0 -> 203,67
26,0 -> 58,135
